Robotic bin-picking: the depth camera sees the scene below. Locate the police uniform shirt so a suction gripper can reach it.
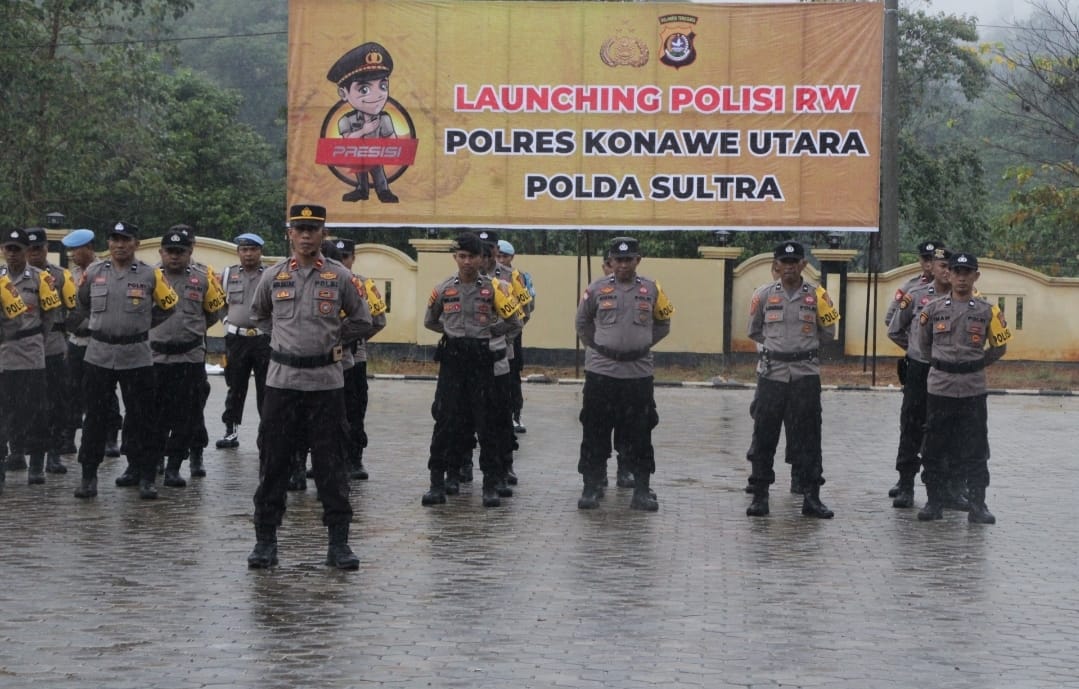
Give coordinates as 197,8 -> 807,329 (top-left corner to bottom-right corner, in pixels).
251,256 -> 373,392
0,273 -> 29,324
424,274 -> 519,339
0,264 -> 61,371
575,273 -> 674,380
887,281 -> 944,363
885,272 -> 930,327
42,263 -> 77,358
748,278 -> 839,382
222,264 -> 266,333
66,260 -> 99,343
150,264 -> 226,364
78,260 -> 179,370
917,295 -> 1011,398
338,111 -> 396,139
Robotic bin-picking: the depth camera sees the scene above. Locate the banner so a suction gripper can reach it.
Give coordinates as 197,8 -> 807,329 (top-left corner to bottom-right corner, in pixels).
288,0 -> 883,231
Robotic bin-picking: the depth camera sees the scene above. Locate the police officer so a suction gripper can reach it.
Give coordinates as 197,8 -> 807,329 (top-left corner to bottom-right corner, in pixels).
575,236 -> 673,512
884,240 -> 939,327
422,232 -> 520,508
247,204 -> 373,570
495,239 -> 534,438
916,252 -> 1010,524
216,232 -> 270,451
886,246 -> 951,508
61,229 -> 123,459
745,240 -> 840,519
0,265 -> 29,495
25,228 -> 78,475
73,221 -> 178,500
0,229 -> 61,485
332,236 -> 387,481
150,230 -> 225,487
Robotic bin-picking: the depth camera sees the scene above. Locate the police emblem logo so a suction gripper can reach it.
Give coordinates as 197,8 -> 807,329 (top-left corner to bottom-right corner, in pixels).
659,14 -> 698,69
618,242 -> 629,252
8,231 -> 17,240
318,301 -> 334,314
114,223 -> 124,232
956,255 -> 968,264
600,286 -> 614,294
600,28 -> 649,68
925,243 -> 935,252
276,272 -> 291,280
301,207 -> 313,218
335,241 -> 345,249
320,271 -> 337,279
170,234 -> 180,242
785,245 -> 794,254
275,290 -> 292,299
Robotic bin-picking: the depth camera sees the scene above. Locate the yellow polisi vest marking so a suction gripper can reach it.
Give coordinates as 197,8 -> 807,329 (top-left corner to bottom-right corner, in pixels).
816,285 -> 840,327
492,278 -> 520,319
1,276 -> 28,319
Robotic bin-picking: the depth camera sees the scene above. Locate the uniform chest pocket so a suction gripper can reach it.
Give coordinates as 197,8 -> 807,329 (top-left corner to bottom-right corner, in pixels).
89,283 -> 108,312
273,288 -> 295,319
964,318 -> 986,347
798,309 -> 816,324
227,285 -> 244,305
931,318 -> 953,340
123,286 -> 150,314
597,299 -> 619,325
764,308 -> 785,323
474,300 -> 492,325
182,288 -> 204,314
315,288 -> 339,317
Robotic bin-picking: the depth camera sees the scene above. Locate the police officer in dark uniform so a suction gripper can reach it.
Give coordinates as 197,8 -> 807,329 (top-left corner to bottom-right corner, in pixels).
25,228 -> 78,475
886,246 -> 951,508
421,232 -> 520,507
216,232 -> 270,451
745,240 -> 840,519
150,230 -> 225,487
72,222 -> 178,500
575,236 -> 674,512
916,252 -> 1011,524
246,204 -> 374,570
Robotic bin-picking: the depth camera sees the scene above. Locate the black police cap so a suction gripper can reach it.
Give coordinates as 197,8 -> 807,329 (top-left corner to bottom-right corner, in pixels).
452,232 -> 483,255
289,204 -> 326,226
24,227 -> 48,246
609,237 -> 640,258
773,240 -> 805,260
110,221 -> 139,239
949,252 -> 979,271
917,240 -> 943,258
3,228 -> 30,248
327,42 -> 394,86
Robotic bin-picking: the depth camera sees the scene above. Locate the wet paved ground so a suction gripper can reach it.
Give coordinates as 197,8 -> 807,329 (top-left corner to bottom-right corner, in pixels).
1,375 -> 1077,689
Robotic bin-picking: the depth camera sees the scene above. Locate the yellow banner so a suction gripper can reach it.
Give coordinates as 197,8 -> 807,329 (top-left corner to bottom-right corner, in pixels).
288,0 -> 883,231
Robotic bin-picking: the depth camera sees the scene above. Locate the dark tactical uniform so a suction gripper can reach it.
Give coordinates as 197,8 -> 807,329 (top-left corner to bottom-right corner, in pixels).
0,269 -> 29,494
247,204 -> 373,570
217,233 -> 271,449
422,233 -> 520,507
0,228 -> 60,486
26,228 -> 78,474
745,241 -> 840,519
916,253 -> 1011,524
151,231 -> 226,487
73,222 -> 178,499
575,237 -> 673,512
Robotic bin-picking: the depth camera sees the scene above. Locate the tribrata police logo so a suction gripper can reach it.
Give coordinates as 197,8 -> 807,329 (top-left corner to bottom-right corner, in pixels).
659,14 -> 698,69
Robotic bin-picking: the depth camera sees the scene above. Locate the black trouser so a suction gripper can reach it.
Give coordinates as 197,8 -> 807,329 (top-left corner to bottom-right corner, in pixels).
484,372 -> 515,474
1,369 -> 48,455
746,375 -> 824,492
65,343 -> 122,438
254,386 -> 352,527
343,362 -> 369,460
922,393 -> 990,496
222,333 -> 270,426
152,362 -> 204,459
428,338 -> 496,477
78,363 -> 158,480
578,372 -> 656,485
44,353 -> 68,453
509,333 -> 524,418
895,357 -> 930,480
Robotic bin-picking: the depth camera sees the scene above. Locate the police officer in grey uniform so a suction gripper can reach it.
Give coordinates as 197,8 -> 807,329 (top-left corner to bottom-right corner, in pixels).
575,236 -> 673,512
150,230 -> 225,487
1,229 -> 61,485
886,246 -> 951,508
246,204 -> 374,570
25,228 -> 77,475
216,232 -> 270,451
745,240 -> 840,519
73,221 -> 178,500
0,267 -> 28,494
422,232 -> 520,508
916,252 -> 1011,524
884,240 -> 939,327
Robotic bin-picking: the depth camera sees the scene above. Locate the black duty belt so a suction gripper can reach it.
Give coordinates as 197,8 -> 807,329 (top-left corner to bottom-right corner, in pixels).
151,338 -> 203,355
11,328 -> 43,341
271,348 -> 340,368
761,348 -> 818,362
90,331 -> 148,345
51,323 -> 66,333
931,358 -> 985,374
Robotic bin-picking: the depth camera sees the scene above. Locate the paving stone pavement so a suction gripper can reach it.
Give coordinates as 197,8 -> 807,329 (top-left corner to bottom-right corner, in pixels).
0,376 -> 1077,689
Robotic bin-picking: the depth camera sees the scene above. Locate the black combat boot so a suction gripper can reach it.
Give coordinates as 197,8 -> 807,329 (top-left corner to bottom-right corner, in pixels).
802,485 -> 834,519
73,465 -> 98,499
495,475 -> 513,498
422,470 -> 447,506
326,524 -> 360,570
247,525 -> 278,568
892,476 -> 915,509
577,481 -> 601,510
616,467 -> 635,488
887,481 -> 901,498
115,463 -> 138,487
789,470 -> 805,495
27,454 -> 46,485
630,472 -> 659,511
444,471 -> 460,495
967,486 -> 996,524
188,448 -> 206,477
459,461 -> 473,483
349,456 -> 369,480
163,455 -> 187,487
45,451 -> 67,474
287,453 -> 307,491
215,423 -> 239,449
138,478 -> 159,500
943,477 -> 971,512
746,488 -> 770,517
482,475 -> 502,507
504,455 -> 518,485
917,483 -> 944,521
104,433 -> 121,458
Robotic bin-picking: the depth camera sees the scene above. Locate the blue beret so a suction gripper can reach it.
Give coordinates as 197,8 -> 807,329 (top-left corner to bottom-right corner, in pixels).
61,229 -> 95,248
497,239 -> 515,255
234,232 -> 265,247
